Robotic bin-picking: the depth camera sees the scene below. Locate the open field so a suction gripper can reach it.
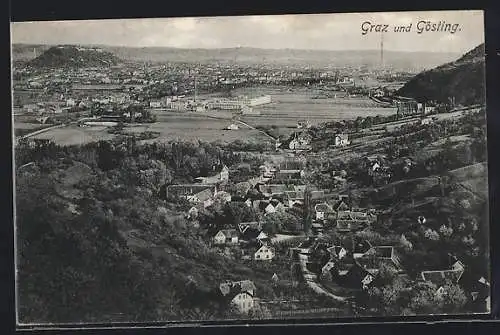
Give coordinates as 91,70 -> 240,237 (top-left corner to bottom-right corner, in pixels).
232,86 -> 397,127
14,122 -> 55,137
30,126 -> 114,146
132,117 -> 272,144
28,112 -> 272,146
15,122 -> 46,130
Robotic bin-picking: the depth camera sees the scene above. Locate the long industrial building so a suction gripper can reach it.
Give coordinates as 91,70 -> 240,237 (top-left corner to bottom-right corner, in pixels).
206,95 -> 272,111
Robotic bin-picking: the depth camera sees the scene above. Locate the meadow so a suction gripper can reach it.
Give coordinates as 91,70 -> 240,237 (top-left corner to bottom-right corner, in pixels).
29,126 -> 115,146
27,113 -> 271,146
234,86 -> 397,128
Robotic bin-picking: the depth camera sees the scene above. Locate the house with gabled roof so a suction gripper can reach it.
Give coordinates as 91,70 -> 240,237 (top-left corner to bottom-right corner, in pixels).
188,188 -> 215,208
334,133 -> 350,147
332,198 -> 351,212
258,184 -> 290,197
315,202 -> 333,220
284,190 -> 305,207
274,169 -> 305,184
365,246 -> 402,269
420,258 -> 466,298
218,280 -> 256,314
321,260 -> 337,275
340,262 -> 377,290
279,159 -> 305,171
335,210 -> 371,232
256,231 -> 269,243
166,184 -> 216,199
254,245 -> 275,260
195,164 -> 229,185
288,137 -> 311,151
353,239 -> 373,259
238,221 -> 262,234
264,203 -> 276,214
213,229 -> 240,245
328,245 -> 348,260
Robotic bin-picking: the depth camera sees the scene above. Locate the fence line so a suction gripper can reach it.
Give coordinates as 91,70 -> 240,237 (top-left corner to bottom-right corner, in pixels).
272,307 -> 342,317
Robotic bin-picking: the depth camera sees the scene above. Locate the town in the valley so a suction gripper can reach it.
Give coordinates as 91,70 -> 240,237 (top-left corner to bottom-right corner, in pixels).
12,14 -> 490,324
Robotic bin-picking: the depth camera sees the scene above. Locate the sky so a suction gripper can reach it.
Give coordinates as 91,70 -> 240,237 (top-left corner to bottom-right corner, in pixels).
11,10 -> 484,53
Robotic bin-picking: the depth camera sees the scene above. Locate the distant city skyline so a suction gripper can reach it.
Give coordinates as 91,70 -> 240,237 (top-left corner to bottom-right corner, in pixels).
11,10 -> 484,54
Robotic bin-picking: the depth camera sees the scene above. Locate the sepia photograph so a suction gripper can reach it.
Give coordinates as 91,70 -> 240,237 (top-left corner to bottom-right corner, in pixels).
11,10 -> 490,326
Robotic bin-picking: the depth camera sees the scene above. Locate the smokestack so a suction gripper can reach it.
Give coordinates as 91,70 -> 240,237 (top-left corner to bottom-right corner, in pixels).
380,33 -> 384,69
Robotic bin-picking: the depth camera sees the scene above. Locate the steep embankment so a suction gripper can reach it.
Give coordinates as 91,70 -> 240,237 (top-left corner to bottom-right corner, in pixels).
397,44 -> 485,106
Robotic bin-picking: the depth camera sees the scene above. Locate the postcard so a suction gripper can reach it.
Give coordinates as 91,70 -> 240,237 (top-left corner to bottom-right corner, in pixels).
11,10 -> 490,327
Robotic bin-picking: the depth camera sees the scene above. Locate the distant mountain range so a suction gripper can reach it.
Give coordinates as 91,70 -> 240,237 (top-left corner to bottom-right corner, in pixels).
12,43 -> 461,71
397,43 -> 485,105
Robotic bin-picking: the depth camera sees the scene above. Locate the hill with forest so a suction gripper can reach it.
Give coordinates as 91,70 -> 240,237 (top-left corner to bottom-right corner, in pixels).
397,44 -> 485,106
27,45 -> 120,68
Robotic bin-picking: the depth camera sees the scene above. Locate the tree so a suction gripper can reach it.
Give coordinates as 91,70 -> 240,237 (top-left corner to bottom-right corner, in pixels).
399,234 -> 413,251
376,263 -> 399,287
439,224 -> 454,238
262,213 -> 283,235
424,228 -> 440,241
439,283 -> 468,313
136,160 -> 167,193
224,201 -> 256,226
303,187 -> 313,234
97,141 -> 121,171
407,282 -> 441,315
364,276 -> 408,315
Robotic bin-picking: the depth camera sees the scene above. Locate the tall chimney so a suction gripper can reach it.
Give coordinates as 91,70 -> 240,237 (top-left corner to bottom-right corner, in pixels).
380,33 -> 384,69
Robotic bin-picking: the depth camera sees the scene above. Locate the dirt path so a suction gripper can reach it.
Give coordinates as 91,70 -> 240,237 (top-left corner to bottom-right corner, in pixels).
235,120 -> 277,141
297,251 -> 349,302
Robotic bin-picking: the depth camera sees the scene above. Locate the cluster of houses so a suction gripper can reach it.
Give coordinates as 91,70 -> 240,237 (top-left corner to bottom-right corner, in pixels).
419,255 -> 490,310
212,222 -> 274,261
284,131 -> 349,152
287,132 -> 313,151
294,235 -> 490,310
290,238 -> 402,291
314,195 -> 378,233
166,164 -> 230,213
164,155 -> 491,314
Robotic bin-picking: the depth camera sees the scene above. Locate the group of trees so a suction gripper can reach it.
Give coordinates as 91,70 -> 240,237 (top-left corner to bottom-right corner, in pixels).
359,266 -> 468,316
90,102 -> 156,123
